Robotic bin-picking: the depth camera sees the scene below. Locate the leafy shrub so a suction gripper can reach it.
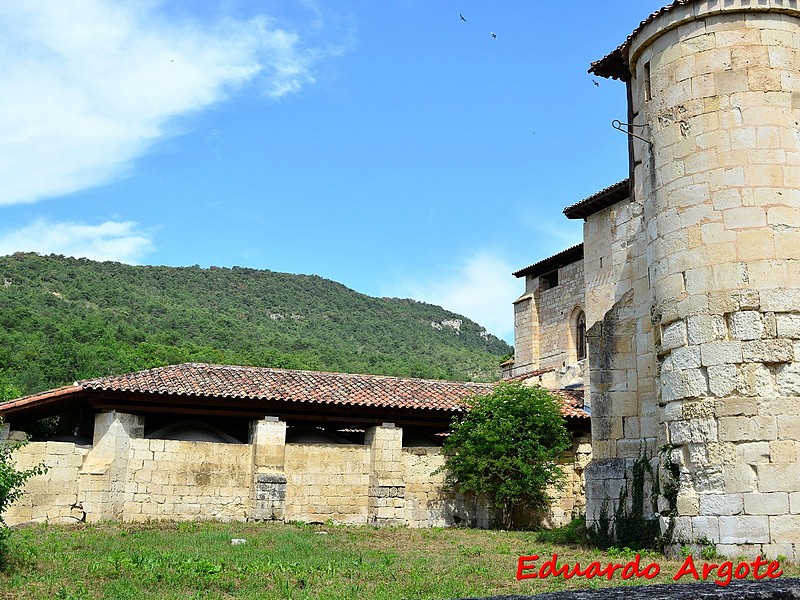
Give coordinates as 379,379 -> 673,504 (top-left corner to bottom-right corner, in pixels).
439,382 -> 572,528
0,421 -> 47,568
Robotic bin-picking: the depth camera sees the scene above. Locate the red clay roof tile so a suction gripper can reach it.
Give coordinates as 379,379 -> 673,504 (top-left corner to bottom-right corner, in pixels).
4,363 -> 589,420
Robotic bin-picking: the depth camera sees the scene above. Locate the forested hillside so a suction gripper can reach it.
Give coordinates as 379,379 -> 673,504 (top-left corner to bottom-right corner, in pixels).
0,253 -> 512,396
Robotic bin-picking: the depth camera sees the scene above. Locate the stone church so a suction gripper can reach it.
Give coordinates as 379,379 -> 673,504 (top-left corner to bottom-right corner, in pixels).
506,0 -> 800,559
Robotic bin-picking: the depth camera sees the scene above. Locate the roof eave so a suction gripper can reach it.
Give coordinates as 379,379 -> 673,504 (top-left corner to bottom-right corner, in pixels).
512,244 -> 584,279
563,179 -> 631,220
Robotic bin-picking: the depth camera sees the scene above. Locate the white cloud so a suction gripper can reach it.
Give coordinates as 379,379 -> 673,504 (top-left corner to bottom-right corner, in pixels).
0,1 -> 319,206
392,252 -> 519,344
0,220 -> 155,264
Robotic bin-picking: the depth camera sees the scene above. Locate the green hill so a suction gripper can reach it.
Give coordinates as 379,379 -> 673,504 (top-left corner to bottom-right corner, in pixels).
0,253 -> 512,396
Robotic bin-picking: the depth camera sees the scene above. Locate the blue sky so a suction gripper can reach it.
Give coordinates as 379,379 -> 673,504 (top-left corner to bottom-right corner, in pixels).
0,1 -> 669,344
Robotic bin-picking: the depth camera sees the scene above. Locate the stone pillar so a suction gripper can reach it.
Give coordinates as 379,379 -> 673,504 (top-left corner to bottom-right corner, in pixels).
78,410 -> 143,522
366,423 -> 405,525
249,416 -> 287,521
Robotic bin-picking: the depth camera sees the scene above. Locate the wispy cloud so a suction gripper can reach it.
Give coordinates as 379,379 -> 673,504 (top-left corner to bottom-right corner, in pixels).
0,1 -> 320,206
389,252 -> 520,344
0,220 -> 155,264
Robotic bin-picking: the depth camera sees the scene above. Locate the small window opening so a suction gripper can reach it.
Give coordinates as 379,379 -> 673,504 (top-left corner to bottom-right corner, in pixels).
540,270 -> 559,290
643,61 -> 652,102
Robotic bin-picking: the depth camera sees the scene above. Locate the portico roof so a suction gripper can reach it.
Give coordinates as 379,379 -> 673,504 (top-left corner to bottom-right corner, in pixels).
0,363 -> 589,428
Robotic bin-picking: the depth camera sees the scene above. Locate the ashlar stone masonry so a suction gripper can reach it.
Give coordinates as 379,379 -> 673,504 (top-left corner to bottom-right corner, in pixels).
582,0 -> 800,559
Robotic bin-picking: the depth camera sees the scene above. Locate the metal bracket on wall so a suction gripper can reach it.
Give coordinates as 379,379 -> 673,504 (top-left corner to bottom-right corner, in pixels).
612,120 -> 651,145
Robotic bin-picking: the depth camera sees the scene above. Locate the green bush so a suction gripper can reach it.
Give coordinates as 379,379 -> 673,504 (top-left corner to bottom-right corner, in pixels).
440,382 -> 572,528
0,421 -> 47,568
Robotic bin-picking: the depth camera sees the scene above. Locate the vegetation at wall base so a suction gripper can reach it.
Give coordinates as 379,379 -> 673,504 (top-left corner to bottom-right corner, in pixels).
439,382 -> 573,529
0,424 -> 46,569
0,253 -> 512,398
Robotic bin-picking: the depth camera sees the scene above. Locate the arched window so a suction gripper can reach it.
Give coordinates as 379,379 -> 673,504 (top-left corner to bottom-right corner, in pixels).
576,311 -> 586,361
568,306 -> 587,364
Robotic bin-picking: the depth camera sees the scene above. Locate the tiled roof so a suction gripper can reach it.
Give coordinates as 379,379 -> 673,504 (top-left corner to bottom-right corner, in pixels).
590,1 -> 700,80
563,179 -> 630,220
513,244 -> 584,279
551,388 -> 589,419
2,363 -> 589,420
77,363 -> 494,412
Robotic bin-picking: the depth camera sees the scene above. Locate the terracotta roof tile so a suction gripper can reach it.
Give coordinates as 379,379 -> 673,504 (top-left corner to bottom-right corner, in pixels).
551,388 -> 589,419
77,363 -> 494,412
5,363 -> 589,420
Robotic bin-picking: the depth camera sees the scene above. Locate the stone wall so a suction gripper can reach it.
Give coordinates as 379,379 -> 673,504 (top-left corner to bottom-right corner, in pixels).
4,412 -> 587,529
583,194 -> 659,531
284,444 -> 369,524
511,260 -> 586,383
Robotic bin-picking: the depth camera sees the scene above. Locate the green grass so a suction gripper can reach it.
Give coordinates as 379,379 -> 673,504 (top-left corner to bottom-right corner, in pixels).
0,521 -> 796,599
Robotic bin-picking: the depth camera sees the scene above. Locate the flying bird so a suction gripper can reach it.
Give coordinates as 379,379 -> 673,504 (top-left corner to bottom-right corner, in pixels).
460,13 -> 466,21
490,32 -> 497,39
592,79 -> 600,87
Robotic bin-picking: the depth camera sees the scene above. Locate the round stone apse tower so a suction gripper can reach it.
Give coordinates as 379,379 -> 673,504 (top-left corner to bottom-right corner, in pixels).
591,0 -> 800,558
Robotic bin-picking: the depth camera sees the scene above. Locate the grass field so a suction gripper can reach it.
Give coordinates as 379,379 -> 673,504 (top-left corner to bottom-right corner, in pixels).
0,521 -> 796,599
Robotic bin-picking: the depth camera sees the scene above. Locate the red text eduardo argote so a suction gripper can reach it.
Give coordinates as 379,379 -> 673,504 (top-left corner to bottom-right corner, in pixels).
516,553 -> 783,587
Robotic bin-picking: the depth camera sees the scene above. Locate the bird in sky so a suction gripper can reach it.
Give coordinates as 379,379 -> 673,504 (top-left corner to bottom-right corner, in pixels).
592,79 -> 600,87
460,13 -> 466,21
490,32 -> 497,39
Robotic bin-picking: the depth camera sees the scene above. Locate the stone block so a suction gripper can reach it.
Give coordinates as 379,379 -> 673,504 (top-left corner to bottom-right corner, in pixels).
662,320 -> 688,351
684,368 -> 710,398
672,346 -> 702,369
737,441 -> 771,464
699,493 -> 743,516
691,516 -> 720,543
670,417 -> 717,444
700,341 -> 743,366
769,515 -> 800,543
758,463 -> 800,492
687,314 -> 726,345
751,260 -> 791,289
776,417 -> 800,441
720,416 -> 777,442
740,363 -> 776,396
708,363 -> 739,396
722,463 -> 758,493
743,492 -> 789,516
718,515 -> 770,544
760,289 -> 800,312
741,339 -> 794,363
661,371 -> 686,402
729,311 -> 766,340
776,314 -> 800,339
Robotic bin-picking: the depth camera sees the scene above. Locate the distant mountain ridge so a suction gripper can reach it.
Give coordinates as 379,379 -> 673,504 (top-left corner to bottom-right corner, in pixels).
0,253 -> 512,396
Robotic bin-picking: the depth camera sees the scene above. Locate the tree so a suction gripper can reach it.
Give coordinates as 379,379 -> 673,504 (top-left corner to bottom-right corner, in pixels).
440,382 -> 572,529
0,369 -> 21,403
